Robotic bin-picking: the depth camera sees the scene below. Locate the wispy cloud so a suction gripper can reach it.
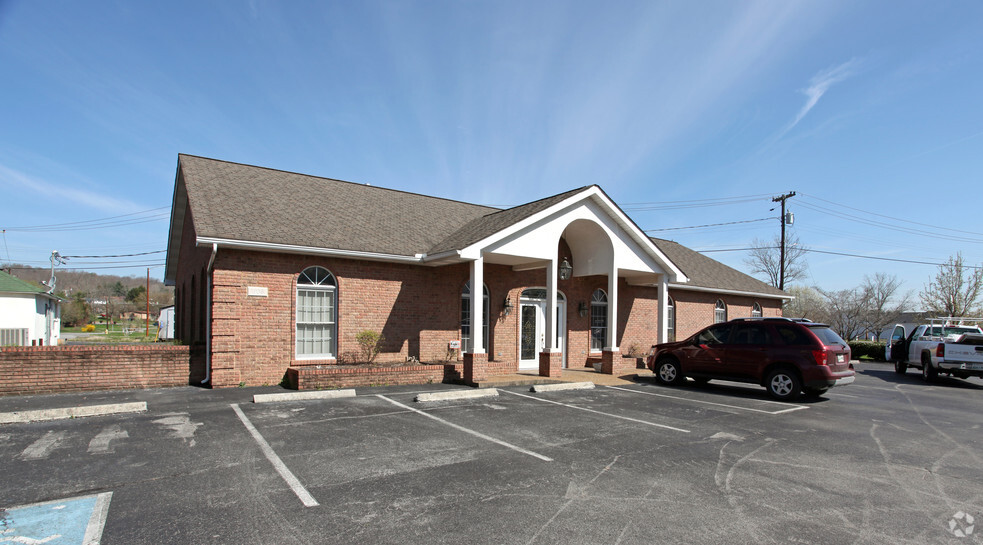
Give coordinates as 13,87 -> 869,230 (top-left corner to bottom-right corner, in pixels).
0,163 -> 145,214
780,59 -> 861,137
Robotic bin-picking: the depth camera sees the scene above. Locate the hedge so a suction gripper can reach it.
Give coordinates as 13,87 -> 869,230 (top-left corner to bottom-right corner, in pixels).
848,340 -> 885,361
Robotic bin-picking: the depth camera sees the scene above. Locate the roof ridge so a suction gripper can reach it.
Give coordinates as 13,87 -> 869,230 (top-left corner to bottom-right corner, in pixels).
178,154 -> 502,213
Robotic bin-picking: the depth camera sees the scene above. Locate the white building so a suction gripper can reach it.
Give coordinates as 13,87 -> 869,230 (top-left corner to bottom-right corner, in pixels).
0,271 -> 62,346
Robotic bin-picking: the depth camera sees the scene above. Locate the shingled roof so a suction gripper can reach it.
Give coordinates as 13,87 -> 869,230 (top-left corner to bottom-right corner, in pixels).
650,237 -> 786,298
166,155 -> 787,299
177,154 -> 497,256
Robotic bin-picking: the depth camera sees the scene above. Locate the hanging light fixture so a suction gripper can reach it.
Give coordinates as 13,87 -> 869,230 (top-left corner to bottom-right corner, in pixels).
558,258 -> 573,280
503,295 -> 513,316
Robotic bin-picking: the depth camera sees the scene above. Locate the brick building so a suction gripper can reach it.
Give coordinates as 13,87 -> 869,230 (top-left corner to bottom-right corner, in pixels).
164,155 -> 787,388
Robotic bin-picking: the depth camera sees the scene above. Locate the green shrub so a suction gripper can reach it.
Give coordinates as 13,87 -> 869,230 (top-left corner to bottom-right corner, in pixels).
848,340 -> 885,361
355,330 -> 385,363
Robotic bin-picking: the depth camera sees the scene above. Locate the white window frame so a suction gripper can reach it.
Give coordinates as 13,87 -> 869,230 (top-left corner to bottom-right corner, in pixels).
751,302 -> 762,318
667,295 -> 676,343
461,281 -> 489,353
296,266 -> 337,359
590,289 -> 608,353
714,299 -> 727,324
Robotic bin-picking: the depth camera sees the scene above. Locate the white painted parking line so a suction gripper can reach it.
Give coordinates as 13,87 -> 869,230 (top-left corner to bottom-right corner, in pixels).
604,385 -> 808,415
376,395 -> 553,462
231,404 -> 319,507
502,390 -> 690,433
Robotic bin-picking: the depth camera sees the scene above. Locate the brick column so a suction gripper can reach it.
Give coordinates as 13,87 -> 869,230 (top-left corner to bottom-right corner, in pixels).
464,352 -> 488,385
539,351 -> 563,378
600,350 -> 634,375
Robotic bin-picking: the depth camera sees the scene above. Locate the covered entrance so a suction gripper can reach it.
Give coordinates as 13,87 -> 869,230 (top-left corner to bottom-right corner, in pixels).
519,289 -> 566,371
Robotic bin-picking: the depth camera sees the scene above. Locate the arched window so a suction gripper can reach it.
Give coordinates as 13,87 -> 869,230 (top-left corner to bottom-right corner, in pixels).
751,302 -> 762,318
667,295 -> 676,342
591,289 -> 608,352
461,282 -> 490,352
714,299 -> 727,324
296,266 -> 337,358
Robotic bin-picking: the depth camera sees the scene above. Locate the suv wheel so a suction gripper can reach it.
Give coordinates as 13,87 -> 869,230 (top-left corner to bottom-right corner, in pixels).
766,368 -> 801,401
655,357 -> 684,385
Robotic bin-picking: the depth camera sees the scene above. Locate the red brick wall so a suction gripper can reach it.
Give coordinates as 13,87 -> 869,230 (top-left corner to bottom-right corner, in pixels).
177,242 -> 783,387
669,289 -> 783,340
0,345 -> 193,397
288,363 -> 460,390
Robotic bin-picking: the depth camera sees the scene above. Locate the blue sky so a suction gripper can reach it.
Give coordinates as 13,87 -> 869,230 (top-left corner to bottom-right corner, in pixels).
1,1 -> 981,302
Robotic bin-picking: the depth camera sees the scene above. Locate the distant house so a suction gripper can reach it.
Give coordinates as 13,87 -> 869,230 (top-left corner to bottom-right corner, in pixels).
164,155 -> 789,387
0,271 -> 62,346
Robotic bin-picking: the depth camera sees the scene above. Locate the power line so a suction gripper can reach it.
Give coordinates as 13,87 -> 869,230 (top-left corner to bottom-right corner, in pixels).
799,192 -> 983,237
698,246 -> 983,269
645,218 -> 773,232
61,250 -> 166,259
2,207 -> 169,232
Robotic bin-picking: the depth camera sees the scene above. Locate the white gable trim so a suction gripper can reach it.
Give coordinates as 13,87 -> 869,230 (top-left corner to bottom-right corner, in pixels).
459,186 -> 687,283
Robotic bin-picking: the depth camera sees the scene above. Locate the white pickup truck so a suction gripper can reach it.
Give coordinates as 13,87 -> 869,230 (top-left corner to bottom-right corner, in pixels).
886,318 -> 983,382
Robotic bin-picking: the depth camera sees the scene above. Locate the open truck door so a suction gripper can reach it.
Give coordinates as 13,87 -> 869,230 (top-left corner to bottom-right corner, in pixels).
887,325 -> 907,362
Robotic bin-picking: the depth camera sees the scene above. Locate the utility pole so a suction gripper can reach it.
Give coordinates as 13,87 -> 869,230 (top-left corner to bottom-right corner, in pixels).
146,268 -> 151,338
772,191 -> 796,291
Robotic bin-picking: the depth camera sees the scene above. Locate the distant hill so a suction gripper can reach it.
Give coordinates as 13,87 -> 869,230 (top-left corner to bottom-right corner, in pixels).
2,264 -> 172,303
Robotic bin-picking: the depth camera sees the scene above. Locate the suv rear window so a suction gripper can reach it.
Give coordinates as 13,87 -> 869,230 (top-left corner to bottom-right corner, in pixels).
808,326 -> 847,347
773,323 -> 814,345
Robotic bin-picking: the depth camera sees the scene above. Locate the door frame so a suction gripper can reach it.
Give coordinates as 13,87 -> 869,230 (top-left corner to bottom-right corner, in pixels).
518,290 -> 567,371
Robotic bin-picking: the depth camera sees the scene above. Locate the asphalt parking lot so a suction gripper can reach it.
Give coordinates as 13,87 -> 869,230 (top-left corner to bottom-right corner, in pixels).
1,364 -> 982,544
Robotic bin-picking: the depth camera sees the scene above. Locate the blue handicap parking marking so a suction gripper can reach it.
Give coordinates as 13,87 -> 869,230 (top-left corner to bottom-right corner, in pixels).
1,492 -> 112,545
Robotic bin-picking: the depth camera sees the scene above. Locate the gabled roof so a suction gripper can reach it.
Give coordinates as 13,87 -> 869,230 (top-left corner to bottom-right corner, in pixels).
177,154 -> 497,256
164,155 -> 787,300
0,270 -> 52,296
651,238 -> 788,299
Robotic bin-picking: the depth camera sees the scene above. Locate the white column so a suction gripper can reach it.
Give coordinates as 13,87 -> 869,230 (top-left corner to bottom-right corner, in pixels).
469,257 -> 485,354
606,265 -> 619,352
658,277 -> 668,344
545,257 -> 558,351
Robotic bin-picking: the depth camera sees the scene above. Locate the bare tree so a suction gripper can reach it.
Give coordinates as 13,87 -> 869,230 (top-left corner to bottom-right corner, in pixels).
783,285 -> 828,322
818,287 -> 866,340
860,273 -> 910,338
745,234 -> 808,289
919,253 -> 983,317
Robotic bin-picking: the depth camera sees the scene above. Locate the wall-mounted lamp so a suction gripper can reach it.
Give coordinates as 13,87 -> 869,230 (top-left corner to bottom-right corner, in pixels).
558,258 -> 573,281
578,301 -> 588,317
503,295 -> 513,316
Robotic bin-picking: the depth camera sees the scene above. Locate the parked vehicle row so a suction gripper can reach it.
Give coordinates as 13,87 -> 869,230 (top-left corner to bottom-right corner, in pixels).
646,317 -> 855,401
886,318 -> 983,381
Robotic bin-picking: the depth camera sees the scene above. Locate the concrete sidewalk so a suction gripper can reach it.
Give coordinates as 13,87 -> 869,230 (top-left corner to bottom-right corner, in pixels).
477,367 -> 655,388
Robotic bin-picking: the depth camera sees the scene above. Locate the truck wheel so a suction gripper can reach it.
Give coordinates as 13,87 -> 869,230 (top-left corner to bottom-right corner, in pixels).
921,356 -> 938,382
894,360 -> 907,374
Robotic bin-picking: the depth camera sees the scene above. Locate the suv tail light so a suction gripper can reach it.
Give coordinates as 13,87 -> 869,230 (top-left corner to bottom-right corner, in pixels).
812,348 -> 829,366
936,344 -> 944,358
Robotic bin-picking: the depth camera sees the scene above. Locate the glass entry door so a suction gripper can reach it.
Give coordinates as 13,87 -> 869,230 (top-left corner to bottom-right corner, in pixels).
518,293 -> 566,371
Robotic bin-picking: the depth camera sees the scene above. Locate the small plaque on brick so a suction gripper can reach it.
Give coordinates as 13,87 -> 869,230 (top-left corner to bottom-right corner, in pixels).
247,286 -> 268,297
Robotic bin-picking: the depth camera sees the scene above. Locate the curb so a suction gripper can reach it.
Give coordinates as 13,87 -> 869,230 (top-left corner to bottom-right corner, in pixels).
0,402 -> 148,424
531,382 -> 595,393
415,389 -> 499,403
253,390 -> 357,403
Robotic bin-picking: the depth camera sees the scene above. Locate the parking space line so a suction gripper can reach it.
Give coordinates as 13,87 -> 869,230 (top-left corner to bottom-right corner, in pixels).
231,404 -> 319,507
604,385 -> 808,415
502,390 -> 690,432
376,395 -> 553,462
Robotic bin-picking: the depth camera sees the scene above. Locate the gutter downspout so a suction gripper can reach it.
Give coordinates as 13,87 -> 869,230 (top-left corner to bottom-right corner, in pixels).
203,243 -> 217,385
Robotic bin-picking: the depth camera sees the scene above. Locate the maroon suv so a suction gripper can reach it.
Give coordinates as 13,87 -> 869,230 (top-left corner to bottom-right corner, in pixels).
646,317 -> 854,400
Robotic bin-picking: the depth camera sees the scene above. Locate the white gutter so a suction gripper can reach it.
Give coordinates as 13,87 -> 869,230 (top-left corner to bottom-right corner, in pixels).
203,243 -> 217,385
668,283 -> 791,301
196,237 -> 422,264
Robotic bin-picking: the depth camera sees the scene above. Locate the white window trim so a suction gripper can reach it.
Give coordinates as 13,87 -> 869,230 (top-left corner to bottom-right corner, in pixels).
590,289 -> 607,353
295,266 -> 337,360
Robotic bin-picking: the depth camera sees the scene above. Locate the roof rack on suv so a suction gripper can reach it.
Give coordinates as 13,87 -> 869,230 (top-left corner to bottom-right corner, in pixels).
730,317 -> 813,323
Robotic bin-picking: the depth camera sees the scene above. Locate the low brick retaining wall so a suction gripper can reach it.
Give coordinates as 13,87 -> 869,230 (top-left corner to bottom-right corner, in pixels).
287,363 -> 462,390
0,345 -> 194,397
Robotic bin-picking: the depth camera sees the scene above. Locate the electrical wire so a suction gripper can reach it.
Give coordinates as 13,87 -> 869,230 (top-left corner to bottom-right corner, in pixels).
61,250 -> 165,259
2,207 -> 169,233
644,217 -> 773,232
